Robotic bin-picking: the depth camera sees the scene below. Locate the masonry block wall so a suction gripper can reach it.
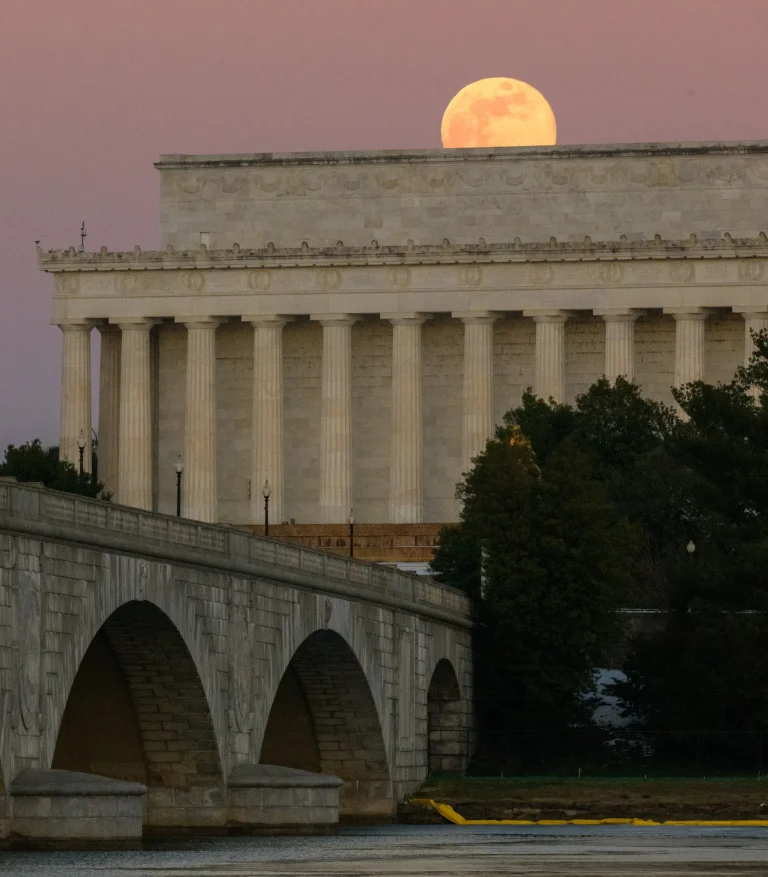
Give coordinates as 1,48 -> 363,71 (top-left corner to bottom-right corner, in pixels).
0,483 -> 473,830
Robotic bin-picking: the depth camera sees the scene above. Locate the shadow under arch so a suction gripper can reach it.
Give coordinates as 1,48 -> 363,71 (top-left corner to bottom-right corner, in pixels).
427,658 -> 468,773
259,629 -> 393,819
52,600 -> 225,832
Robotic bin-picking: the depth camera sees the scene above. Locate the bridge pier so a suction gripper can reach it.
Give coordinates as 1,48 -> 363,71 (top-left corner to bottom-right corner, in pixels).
8,770 -> 146,847
227,764 -> 342,834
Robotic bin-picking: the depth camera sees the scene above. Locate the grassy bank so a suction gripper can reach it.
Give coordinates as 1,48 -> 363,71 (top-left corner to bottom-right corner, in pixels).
402,777 -> 768,823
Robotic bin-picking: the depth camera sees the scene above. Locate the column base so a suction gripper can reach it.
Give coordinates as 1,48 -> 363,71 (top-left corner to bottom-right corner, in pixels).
227,764 -> 342,835
9,769 -> 145,849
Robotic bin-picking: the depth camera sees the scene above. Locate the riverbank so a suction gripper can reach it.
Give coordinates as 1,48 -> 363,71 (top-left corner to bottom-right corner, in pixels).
401,777 -> 768,823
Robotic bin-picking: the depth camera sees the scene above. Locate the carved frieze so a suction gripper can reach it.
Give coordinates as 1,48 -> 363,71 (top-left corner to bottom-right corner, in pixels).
163,152 -> 768,203
55,274 -> 80,296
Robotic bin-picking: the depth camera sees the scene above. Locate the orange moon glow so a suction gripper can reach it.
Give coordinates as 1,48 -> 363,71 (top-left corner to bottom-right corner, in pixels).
441,77 -> 557,148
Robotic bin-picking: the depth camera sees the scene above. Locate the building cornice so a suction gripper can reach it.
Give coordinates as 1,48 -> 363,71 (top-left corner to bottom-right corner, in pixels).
36,234 -> 768,273
154,141 -> 768,170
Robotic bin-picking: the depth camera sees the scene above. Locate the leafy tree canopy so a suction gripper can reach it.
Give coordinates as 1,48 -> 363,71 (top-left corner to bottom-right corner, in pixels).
0,439 -> 108,500
433,336 -> 768,734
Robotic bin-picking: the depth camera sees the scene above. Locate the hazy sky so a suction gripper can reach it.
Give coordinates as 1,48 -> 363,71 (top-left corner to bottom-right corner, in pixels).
2,0 -> 767,449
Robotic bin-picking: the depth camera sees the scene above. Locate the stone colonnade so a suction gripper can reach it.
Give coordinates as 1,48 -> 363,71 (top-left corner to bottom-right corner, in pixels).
56,307 -> 766,524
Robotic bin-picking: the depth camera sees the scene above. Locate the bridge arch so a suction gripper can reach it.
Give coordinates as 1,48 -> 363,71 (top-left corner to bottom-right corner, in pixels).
427,657 -> 468,774
259,628 -> 393,818
52,599 -> 225,831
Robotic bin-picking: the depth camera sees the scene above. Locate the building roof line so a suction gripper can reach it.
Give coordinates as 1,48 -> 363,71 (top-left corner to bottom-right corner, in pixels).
37,233 -> 768,272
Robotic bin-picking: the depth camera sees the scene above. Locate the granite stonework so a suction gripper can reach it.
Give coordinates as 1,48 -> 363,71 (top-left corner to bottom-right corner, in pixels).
9,769 -> 146,846
0,481 -> 472,842
155,144 -> 768,248
39,143 -> 768,526
227,764 -> 342,833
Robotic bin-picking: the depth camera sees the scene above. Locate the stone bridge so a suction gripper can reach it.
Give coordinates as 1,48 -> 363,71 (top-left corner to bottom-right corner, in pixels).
0,480 -> 472,838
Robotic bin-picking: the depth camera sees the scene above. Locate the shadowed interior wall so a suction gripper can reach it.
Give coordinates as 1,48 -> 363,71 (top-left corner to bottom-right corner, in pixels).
52,600 -> 225,830
259,664 -> 321,772
53,631 -> 147,783
260,630 -> 393,817
427,659 -> 465,773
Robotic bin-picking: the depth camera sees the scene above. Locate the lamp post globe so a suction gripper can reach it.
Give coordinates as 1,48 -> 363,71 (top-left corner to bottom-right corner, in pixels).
686,540 -> 696,555
174,457 -> 184,517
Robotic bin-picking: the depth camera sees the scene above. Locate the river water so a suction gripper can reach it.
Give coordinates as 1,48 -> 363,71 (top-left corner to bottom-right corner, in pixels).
1,824 -> 767,875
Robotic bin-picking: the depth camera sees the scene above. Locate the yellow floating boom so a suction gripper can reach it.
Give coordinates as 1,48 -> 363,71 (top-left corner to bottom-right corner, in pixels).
408,798 -> 768,828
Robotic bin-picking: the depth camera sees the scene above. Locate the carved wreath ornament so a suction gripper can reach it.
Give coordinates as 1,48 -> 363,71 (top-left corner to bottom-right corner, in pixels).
389,266 -> 411,289
248,270 -> 271,292
739,261 -> 764,282
670,262 -> 695,283
528,264 -> 554,287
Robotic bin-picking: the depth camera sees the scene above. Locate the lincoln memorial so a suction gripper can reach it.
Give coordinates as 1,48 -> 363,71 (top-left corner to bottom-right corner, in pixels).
38,142 -> 768,532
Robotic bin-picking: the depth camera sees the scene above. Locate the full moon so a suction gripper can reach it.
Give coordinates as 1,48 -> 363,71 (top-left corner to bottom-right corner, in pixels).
441,77 -> 557,149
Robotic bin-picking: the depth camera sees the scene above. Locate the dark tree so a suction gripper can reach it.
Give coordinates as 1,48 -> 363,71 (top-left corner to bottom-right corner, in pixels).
0,439 -> 108,500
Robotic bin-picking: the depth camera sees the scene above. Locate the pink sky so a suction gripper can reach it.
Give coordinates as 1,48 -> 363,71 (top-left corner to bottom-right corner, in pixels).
1,0 -> 767,449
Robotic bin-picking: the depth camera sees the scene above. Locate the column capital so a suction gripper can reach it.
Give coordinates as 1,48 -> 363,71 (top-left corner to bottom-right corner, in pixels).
523,309 -> 573,323
310,313 -> 362,327
381,312 -> 430,326
452,311 -> 503,324
110,317 -> 160,330
663,307 -> 714,321
52,318 -> 98,331
244,314 -> 295,329
594,308 -> 646,322
174,316 -> 226,329
733,307 -> 768,319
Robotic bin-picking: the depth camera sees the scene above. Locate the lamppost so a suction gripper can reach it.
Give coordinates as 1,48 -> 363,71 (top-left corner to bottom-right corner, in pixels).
77,430 -> 86,476
686,540 -> 696,559
262,480 -> 271,536
348,508 -> 356,558
174,457 -> 184,517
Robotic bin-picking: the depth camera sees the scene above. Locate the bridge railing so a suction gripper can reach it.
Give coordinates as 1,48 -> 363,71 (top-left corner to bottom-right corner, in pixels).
0,479 -> 471,624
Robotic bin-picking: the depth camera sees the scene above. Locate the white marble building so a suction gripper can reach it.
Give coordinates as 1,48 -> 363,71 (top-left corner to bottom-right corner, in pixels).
40,143 -> 768,525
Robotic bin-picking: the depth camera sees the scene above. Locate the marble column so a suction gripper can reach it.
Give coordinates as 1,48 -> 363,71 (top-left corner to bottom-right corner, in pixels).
734,309 -> 768,367
247,315 -> 292,526
595,309 -> 645,382
178,318 -> 221,523
664,308 -> 710,387
97,324 -> 121,495
117,319 -> 157,510
525,310 -> 570,404
385,313 -> 426,524
57,320 -> 94,473
314,315 -> 359,524
454,311 -> 499,473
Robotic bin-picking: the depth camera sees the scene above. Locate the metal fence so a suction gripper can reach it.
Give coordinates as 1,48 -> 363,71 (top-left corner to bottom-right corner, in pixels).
431,728 -> 768,777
